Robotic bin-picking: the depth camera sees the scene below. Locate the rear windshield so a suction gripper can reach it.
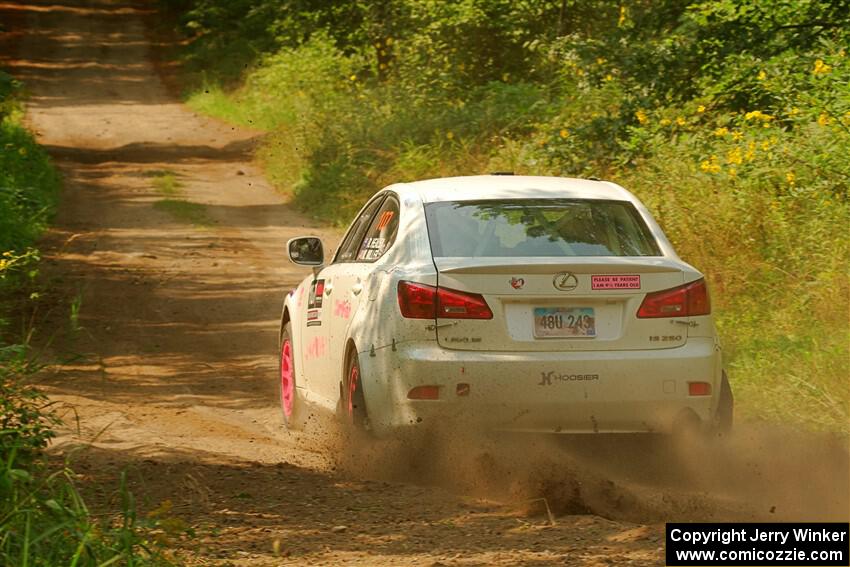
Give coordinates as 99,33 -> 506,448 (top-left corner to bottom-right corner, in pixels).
425,199 -> 661,257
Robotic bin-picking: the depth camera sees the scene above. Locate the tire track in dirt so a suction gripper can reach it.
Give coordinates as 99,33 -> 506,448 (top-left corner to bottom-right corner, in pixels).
1,1 -> 846,565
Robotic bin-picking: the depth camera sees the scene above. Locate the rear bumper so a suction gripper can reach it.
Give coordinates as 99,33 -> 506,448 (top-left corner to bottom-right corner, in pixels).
360,337 -> 722,437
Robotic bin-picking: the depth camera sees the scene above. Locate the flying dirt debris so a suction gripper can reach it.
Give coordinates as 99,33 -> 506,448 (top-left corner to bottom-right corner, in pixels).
0,0 -> 847,565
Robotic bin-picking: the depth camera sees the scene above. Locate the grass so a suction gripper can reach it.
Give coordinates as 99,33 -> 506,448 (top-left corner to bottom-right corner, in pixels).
153,199 -> 212,226
149,170 -> 212,227
150,171 -> 182,196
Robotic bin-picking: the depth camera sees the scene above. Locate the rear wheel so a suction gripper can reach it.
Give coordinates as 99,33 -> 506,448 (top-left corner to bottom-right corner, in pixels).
343,348 -> 369,431
714,370 -> 734,436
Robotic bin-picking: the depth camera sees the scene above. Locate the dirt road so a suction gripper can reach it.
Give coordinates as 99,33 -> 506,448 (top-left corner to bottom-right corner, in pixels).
2,0 -> 847,565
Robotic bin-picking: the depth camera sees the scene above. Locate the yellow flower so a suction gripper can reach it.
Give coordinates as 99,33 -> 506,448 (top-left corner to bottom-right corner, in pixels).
349,74 -> 357,81
618,5 -> 628,27
812,59 -> 832,75
714,127 -> 729,136
596,57 -> 607,65
18,147 -> 27,157
817,113 -> 831,126
761,140 -> 772,151
700,155 -> 721,174
0,259 -> 8,271
758,70 -> 767,81
604,74 -> 614,82
726,147 -> 743,165
676,116 -> 686,126
385,37 -> 393,46
697,105 -> 706,113
744,110 -> 774,122
559,129 -> 569,139
789,107 -> 800,116
660,118 -> 671,126
446,131 -> 454,140
635,110 -> 649,125
728,168 -> 737,177
732,130 -> 743,141
745,141 -> 756,161
786,172 -> 796,185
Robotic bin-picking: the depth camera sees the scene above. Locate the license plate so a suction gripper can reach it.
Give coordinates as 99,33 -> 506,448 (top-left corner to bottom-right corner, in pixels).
533,307 -> 596,338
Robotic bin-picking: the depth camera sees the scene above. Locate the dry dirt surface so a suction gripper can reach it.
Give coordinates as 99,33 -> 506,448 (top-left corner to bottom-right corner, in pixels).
2,0 -> 848,565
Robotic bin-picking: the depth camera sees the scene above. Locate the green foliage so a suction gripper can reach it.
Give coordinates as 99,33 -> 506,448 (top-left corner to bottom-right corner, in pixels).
0,111 -> 60,258
1,344 -> 176,565
170,0 -> 849,432
0,345 -> 55,465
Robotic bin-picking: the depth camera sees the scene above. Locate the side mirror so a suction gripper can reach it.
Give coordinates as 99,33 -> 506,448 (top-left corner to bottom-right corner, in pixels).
287,236 -> 324,266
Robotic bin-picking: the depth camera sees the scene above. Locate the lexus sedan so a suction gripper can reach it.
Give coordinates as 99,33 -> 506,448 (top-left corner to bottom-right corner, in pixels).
278,175 -> 732,437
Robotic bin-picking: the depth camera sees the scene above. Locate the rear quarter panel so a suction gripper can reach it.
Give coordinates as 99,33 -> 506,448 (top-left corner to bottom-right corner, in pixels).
346,192 -> 440,428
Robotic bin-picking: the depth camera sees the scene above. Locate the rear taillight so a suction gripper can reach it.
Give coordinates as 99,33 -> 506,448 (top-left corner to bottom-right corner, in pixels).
637,278 -> 711,318
398,281 -> 493,320
436,286 -> 493,319
398,281 -> 437,319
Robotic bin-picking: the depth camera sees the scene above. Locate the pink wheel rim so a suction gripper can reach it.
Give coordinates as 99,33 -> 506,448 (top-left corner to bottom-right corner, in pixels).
280,339 -> 294,418
347,363 -> 359,420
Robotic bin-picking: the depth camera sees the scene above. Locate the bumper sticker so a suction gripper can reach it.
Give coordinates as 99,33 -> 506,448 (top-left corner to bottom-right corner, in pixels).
591,274 -> 641,290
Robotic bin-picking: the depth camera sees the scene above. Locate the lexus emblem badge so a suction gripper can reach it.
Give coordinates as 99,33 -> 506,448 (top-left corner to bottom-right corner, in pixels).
553,272 -> 578,291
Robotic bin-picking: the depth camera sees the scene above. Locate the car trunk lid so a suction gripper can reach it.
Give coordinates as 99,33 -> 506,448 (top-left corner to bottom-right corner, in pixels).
434,257 -> 688,352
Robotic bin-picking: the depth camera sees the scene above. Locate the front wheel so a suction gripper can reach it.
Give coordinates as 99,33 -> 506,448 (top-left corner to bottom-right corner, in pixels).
279,322 -> 304,429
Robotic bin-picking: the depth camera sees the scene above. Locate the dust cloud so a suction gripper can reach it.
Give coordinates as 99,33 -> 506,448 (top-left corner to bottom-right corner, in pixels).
327,421 -> 849,524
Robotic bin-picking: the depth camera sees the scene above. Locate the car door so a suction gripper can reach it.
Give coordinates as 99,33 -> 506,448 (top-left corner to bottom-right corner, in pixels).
300,195 -> 386,406
328,195 -> 402,378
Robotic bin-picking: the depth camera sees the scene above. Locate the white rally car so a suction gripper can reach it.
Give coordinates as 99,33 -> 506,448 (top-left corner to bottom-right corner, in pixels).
278,175 -> 732,436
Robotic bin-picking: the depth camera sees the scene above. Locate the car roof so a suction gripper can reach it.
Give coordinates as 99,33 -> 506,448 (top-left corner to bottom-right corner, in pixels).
386,175 -> 636,204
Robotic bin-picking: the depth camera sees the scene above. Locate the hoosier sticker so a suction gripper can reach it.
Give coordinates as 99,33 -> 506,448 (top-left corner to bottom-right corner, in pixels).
591,274 -> 641,290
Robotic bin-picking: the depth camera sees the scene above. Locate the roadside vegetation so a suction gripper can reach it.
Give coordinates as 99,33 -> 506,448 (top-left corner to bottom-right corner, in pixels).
1,70 -> 175,565
161,0 -> 849,433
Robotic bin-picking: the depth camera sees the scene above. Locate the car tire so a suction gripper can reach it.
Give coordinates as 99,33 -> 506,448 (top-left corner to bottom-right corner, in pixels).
714,370 -> 734,436
279,322 -> 304,429
343,348 -> 369,431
